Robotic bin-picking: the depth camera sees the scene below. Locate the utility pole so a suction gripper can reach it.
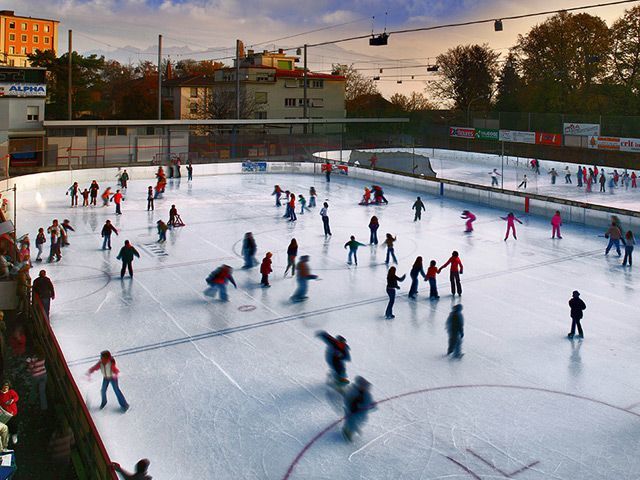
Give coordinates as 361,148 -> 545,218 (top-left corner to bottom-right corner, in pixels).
303,44 -> 308,133
235,39 -> 241,119
157,34 -> 162,120
67,30 -> 72,120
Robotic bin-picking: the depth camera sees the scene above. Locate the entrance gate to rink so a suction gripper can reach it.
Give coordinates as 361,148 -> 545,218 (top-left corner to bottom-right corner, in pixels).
30,296 -> 118,480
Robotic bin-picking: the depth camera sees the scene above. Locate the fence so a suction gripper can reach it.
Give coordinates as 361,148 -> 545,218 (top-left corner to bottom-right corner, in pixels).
30,295 -> 117,480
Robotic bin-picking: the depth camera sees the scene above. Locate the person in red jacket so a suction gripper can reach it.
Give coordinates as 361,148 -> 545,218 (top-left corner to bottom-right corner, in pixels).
111,189 -> 124,215
87,350 -> 130,412
205,265 -> 237,301
438,251 -> 463,296
632,171 -> 638,188
260,252 -> 273,287
0,381 -> 19,444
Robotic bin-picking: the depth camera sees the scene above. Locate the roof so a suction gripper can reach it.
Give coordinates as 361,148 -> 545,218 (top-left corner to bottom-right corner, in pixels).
44,118 -> 409,127
0,12 -> 59,23
163,75 -> 217,87
273,68 -> 345,81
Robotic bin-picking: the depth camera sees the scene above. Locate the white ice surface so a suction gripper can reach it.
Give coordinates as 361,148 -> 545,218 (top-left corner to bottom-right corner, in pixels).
318,148 -> 640,210
20,170 -> 640,479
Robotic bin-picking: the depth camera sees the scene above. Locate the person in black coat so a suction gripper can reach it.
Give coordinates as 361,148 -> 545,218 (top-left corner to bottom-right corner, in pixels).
446,304 -> 464,358
116,241 -> 140,279
385,267 -> 405,319
316,331 -> 351,385
568,290 -> 586,339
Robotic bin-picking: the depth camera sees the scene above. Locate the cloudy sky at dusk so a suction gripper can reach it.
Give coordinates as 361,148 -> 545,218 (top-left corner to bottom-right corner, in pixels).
7,0 -> 638,97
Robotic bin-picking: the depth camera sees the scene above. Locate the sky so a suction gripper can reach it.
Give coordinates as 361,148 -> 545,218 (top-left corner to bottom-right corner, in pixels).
9,0 -> 639,98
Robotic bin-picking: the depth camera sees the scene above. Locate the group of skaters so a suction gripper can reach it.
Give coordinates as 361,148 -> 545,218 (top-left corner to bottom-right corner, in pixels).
271,184 -> 317,222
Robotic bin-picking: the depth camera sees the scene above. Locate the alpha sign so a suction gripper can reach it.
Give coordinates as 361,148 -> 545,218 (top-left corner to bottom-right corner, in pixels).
0,83 -> 47,97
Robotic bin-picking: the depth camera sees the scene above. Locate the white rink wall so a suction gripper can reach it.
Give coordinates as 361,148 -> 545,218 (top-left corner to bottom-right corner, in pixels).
9,160 -> 640,232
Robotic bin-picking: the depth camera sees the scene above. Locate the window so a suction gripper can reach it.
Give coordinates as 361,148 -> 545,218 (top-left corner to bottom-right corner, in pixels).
21,23 -> 27,30
99,127 -> 126,136
44,37 -> 49,44
189,102 -> 198,114
311,98 -> 324,108
277,60 -> 292,70
33,24 -> 39,31
20,47 -> 26,54
256,73 -> 272,82
255,111 -> 267,119
297,98 -> 311,107
284,79 -> 297,88
8,47 -> 14,55
189,87 -> 198,98
33,36 -> 38,43
48,127 -> 87,137
312,80 -> 324,89
21,34 -> 27,42
8,22 -> 15,29
284,98 -> 296,107
8,60 -> 14,66
26,106 -> 39,121
8,34 -> 14,41
97,128 -> 106,136
44,25 -> 50,32
254,92 -> 267,104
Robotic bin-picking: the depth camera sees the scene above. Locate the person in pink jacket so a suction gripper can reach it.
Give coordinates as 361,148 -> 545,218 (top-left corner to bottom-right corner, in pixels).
461,210 -> 476,233
551,211 -> 563,239
501,212 -> 523,241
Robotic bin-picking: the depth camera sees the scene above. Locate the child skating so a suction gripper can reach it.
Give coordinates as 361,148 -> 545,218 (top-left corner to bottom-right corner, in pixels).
205,265 -> 237,301
426,260 -> 439,299
284,239 -> 298,277
156,220 -> 168,243
344,236 -> 365,266
551,211 -> 563,239
81,188 -> 90,207
461,210 -> 476,233
291,256 -> 318,302
298,195 -> 310,214
260,252 -> 273,287
316,330 -> 351,386
101,220 -> 118,250
501,212 -> 523,240
309,187 -> 317,207
623,231 -> 635,267
384,233 -> 398,264
342,377 -> 375,442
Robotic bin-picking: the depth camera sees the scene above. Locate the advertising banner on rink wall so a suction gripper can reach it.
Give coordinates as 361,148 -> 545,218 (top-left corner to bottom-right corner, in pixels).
475,128 -> 499,141
535,132 -> 562,146
588,136 -> 620,151
499,129 -> 536,144
449,127 -> 476,139
563,123 -> 600,136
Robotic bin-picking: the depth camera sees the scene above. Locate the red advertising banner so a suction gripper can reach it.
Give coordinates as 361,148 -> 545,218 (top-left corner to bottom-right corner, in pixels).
535,132 -> 562,146
449,127 -> 475,139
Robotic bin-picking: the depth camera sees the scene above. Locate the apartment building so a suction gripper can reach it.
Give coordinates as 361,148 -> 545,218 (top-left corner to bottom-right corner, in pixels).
0,10 -> 59,67
164,50 -> 346,129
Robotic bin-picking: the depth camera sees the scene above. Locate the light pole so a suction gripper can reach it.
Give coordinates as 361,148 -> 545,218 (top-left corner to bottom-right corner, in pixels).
466,94 -> 487,127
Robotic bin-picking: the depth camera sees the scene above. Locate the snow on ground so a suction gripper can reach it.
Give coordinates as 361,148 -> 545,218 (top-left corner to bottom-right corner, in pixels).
21,171 -> 640,479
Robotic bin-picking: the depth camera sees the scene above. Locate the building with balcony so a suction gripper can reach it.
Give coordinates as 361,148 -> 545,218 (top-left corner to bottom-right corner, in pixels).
0,10 -> 59,67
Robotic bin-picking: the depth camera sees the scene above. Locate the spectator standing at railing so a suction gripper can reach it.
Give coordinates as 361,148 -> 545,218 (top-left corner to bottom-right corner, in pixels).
49,417 -> 74,473
26,345 -> 47,411
112,459 -> 152,480
0,381 -> 19,445
32,269 -> 55,318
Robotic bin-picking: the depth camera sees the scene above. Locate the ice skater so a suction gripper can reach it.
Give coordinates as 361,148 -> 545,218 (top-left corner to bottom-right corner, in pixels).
385,266 -> 405,319
372,185 -> 388,204
567,291 -> 586,339
66,182 -> 79,207
344,236 -> 365,266
89,181 -> 99,206
548,168 -> 558,185
86,350 -> 129,412
438,251 -> 463,296
156,220 -> 168,243
605,222 -> 624,256
342,376 -> 375,442
101,187 -> 112,207
369,216 -> 379,244
320,202 -> 331,236
518,174 -> 528,189
446,304 -> 464,358
383,233 -> 398,264
288,193 -> 297,222
111,189 -> 124,215
551,211 -> 563,239
61,219 -> 75,246
623,231 -> 635,267
284,239 -> 298,277
564,166 -> 572,184
187,162 -> 193,181
260,252 -> 272,287
316,330 -> 351,385
272,185 -> 283,207
112,459 -> 151,480
120,169 -> 129,189
168,205 -> 185,228
632,171 -> 637,188
426,260 -> 439,299
577,166 -> 583,187
81,188 -> 90,207
489,169 -> 501,187
47,220 -> 62,262
461,210 -> 476,233
412,196 -> 426,221
116,240 -> 140,279
408,256 -> 427,299
291,256 -> 318,302
298,194 -> 310,214
309,187 -> 317,208
242,232 -> 258,269
35,228 -> 46,262
205,265 -> 237,301
502,212 -> 523,240
324,162 -> 332,182
599,172 -> 606,192
147,186 -> 154,211
101,220 -> 119,250
359,187 -> 371,205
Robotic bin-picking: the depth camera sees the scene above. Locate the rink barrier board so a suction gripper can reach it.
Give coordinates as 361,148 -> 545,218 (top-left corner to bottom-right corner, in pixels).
7,159 -> 639,232
30,295 -> 118,480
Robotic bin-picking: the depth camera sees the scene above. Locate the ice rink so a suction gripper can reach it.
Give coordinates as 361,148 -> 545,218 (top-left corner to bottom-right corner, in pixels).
21,169 -> 640,479
319,148 -> 640,210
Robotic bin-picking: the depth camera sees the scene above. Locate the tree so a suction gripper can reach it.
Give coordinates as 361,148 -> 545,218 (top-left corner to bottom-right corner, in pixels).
389,92 -> 435,112
189,88 -> 255,120
494,53 -> 523,112
514,12 -> 611,112
332,64 -> 379,102
28,49 -> 106,119
174,59 -> 224,78
429,44 -> 499,111
611,6 -> 640,90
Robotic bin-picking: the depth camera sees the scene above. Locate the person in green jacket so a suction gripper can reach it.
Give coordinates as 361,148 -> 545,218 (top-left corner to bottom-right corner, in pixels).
116,240 -> 140,279
344,236 -> 365,266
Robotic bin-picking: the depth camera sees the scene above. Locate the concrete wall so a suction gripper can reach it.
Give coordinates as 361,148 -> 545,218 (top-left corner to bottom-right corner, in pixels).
0,97 -> 45,132
8,161 -> 639,233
